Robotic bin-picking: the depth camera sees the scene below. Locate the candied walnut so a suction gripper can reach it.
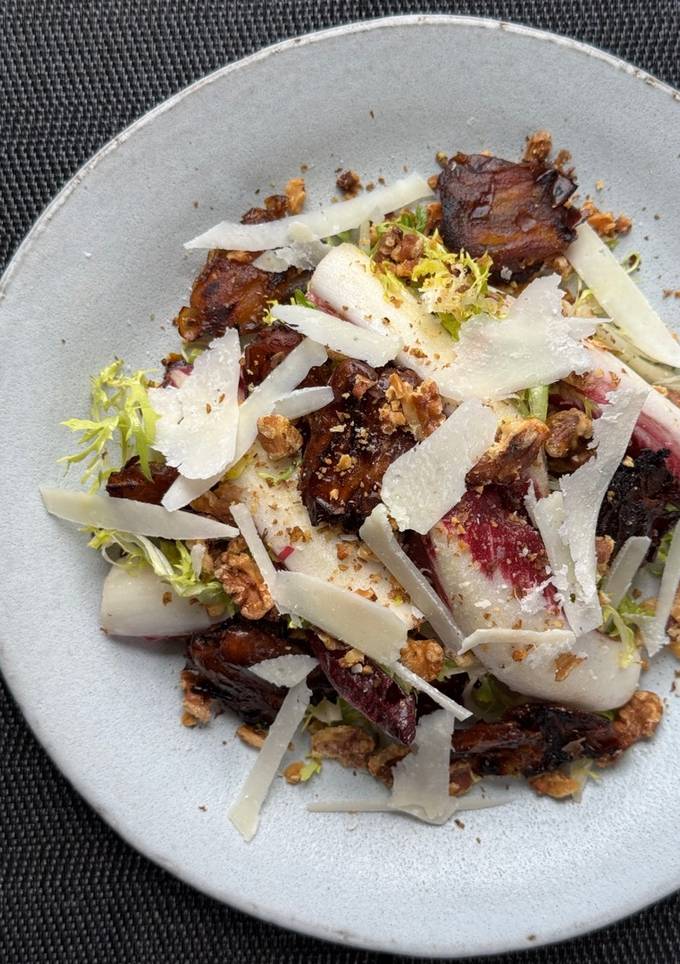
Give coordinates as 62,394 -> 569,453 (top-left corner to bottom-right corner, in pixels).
214,537 -> 273,619
438,153 -> 579,278
310,724 -> 375,769
373,225 -> 425,279
399,639 -> 444,682
449,761 -> 478,797
611,691 -> 663,751
424,201 -> 442,235
336,169 -> 362,197
190,478 -> 241,524
180,669 -> 213,727
380,373 -> 444,441
368,744 -> 411,786
545,408 -> 593,472
523,130 -> 553,164
236,723 -> 266,749
106,457 -> 178,505
581,199 -> 632,238
467,418 -> 550,487
596,535 -> 615,576
299,359 -> 419,527
176,252 -> 308,340
553,653 -> 585,682
241,193 -> 289,224
285,177 -> 306,215
257,413 -> 303,461
283,761 -> 305,784
187,620 -> 306,726
529,770 -> 580,799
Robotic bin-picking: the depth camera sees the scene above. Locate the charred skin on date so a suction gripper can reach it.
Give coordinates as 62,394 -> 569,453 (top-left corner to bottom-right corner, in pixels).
438,152 -> 580,278
106,457 -> 178,504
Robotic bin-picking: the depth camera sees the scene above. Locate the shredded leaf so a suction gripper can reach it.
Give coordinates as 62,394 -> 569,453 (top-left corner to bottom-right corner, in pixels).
256,457 -> 300,485
299,757 -> 323,781
467,674 -> 526,721
526,385 -> 549,422
600,595 -> 652,667
648,529 -> 674,577
60,360 -> 158,491
88,528 -> 233,608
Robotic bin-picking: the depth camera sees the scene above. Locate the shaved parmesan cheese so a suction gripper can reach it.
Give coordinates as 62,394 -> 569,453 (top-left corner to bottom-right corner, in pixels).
390,711 -> 456,823
40,488 -> 238,539
567,222 -> 680,367
358,504 -> 462,650
186,175 -> 431,251
249,654 -> 318,687
149,329 -> 240,479
381,399 -> 497,534
231,447 -> 420,628
310,243 -> 461,397
308,793 -> 506,822
445,275 -> 596,399
230,502 -> 278,589
271,304 -> 402,366
394,663 -> 471,721
559,384 -> 648,626
274,571 -> 406,664
162,339 -> 327,510
634,520 -> 680,656
229,681 -> 311,841
459,628 -> 575,656
253,239 -> 331,271
273,386 -> 334,420
602,536 -> 651,608
524,489 -> 599,635
100,566 -> 220,636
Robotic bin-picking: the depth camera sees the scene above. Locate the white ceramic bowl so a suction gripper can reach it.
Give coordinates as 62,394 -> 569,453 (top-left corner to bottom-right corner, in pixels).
1,16 -> 679,957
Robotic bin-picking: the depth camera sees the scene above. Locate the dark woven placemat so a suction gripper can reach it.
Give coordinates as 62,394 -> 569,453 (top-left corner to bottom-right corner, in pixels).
2,2 -> 679,961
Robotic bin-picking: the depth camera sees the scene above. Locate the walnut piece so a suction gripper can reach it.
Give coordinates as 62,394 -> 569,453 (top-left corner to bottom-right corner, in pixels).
581,199 -> 632,238
379,372 -> 444,441
310,724 -> 375,769
180,670 -> 213,727
236,723 -> 267,749
523,129 -> 552,164
596,535 -> 615,576
284,177 -> 306,215
367,744 -> 411,786
554,652 -> 585,681
190,478 -> 241,523
529,770 -> 581,799
283,761 -> 304,784
214,536 -> 273,619
613,690 -> 663,750
256,413 -> 303,461
336,169 -> 362,197
449,761 -> 479,797
373,225 -> 424,278
399,639 -> 444,682
545,408 -> 594,473
467,418 -> 549,486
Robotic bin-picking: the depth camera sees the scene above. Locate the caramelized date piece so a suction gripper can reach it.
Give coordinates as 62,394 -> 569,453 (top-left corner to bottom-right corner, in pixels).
299,360 -> 417,527
438,153 -> 579,277
187,621 -> 307,726
176,252 -> 308,341
450,702 -> 621,777
242,324 -> 303,386
310,635 -> 417,745
241,193 -> 289,224
106,457 -> 178,504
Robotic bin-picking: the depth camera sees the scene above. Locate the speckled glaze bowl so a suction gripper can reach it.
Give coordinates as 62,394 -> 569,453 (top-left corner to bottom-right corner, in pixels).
1,16 -> 679,957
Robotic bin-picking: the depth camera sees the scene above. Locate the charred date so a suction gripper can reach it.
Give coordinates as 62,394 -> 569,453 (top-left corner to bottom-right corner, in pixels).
242,324 -> 303,386
438,153 -> 579,278
187,621 -> 308,726
176,252 -> 308,341
310,635 -> 417,745
299,359 -> 417,528
106,457 -> 178,505
451,702 -> 621,778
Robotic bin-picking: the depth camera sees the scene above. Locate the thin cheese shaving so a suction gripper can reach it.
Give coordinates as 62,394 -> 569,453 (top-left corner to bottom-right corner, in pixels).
634,520 -> 680,656
273,386 -> 334,420
274,571 -> 406,664
228,681 -> 311,841
253,239 -> 331,271
559,384 -> 648,627
185,175 -> 431,251
381,399 -> 498,534
162,339 -> 327,510
271,304 -> 402,366
40,488 -> 238,539
230,502 -> 278,589
601,536 -> 651,608
249,654 -> 318,687
459,628 -> 576,655
310,243 -> 461,397
100,565 -> 221,636
567,222 -> 680,367
394,663 -> 471,721
358,504 -> 462,649
389,710 -> 456,823
149,329 -> 240,479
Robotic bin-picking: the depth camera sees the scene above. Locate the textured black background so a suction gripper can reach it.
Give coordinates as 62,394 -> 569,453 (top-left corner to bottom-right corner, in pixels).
2,2 -> 680,962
